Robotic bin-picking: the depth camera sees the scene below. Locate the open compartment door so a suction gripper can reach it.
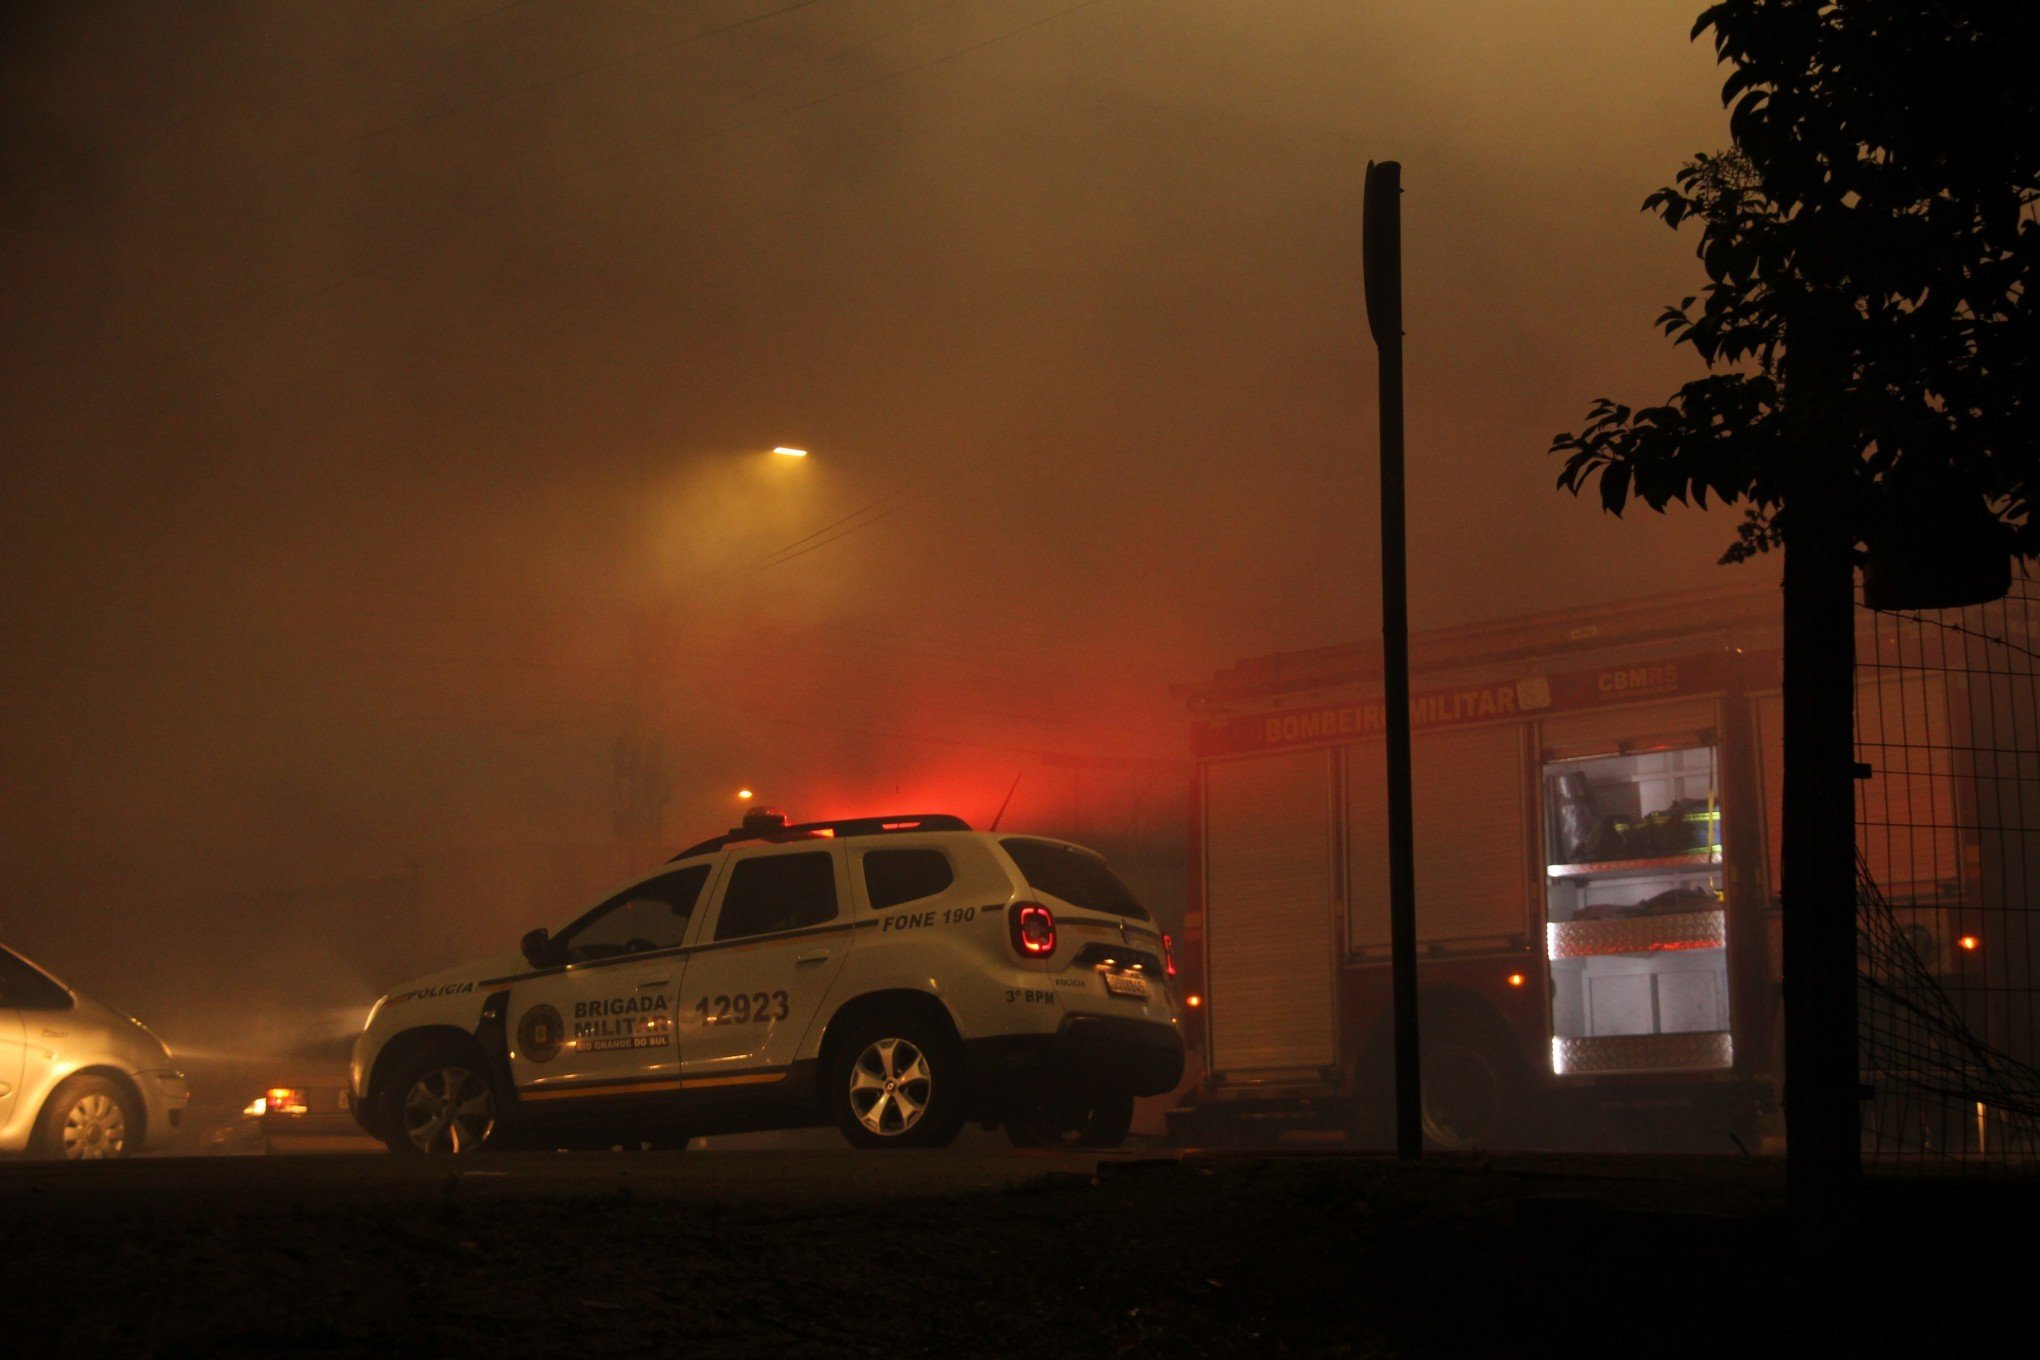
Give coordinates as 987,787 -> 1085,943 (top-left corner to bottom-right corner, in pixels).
1541,701 -> 1734,1076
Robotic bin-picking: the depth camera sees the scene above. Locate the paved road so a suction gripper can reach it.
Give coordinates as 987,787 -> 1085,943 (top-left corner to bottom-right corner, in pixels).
4,1148 -> 2019,1358
0,1146 -> 1152,1220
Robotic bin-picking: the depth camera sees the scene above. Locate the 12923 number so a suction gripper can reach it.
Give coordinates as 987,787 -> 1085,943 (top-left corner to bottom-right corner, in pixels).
695,990 -> 791,1026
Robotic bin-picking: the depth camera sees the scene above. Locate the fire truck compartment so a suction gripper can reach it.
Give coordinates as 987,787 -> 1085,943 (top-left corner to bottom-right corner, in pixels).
1542,742 -> 1732,1075
1347,724 -> 1531,956
1202,750 -> 1339,1077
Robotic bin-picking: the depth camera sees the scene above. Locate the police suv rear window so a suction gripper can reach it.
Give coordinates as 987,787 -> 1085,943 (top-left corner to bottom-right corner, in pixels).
715,851 -> 838,940
863,848 -> 954,910
999,839 -> 1149,920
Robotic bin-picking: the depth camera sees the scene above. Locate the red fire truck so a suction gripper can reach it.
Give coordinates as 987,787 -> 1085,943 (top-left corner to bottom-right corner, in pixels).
1165,585 -> 1982,1151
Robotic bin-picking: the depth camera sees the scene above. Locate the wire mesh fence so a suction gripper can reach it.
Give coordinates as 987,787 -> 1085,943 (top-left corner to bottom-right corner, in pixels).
1858,569 -> 2040,1172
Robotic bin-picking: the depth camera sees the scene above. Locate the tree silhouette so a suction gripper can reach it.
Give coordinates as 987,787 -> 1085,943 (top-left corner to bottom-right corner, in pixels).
1550,1 -> 2040,1210
1553,1 -> 2039,586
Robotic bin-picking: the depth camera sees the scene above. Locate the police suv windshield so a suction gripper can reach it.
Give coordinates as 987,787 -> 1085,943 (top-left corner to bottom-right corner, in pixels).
999,839 -> 1149,920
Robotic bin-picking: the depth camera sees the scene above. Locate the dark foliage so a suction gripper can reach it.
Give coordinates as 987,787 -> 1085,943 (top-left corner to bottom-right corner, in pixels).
1552,1 -> 2040,565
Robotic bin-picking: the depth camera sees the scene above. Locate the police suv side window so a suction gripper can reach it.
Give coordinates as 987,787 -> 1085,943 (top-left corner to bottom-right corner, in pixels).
559,864 -> 711,963
863,848 -> 954,910
714,851 -> 838,941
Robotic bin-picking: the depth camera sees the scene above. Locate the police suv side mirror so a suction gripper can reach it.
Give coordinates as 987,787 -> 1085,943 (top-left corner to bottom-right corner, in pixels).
520,928 -> 553,968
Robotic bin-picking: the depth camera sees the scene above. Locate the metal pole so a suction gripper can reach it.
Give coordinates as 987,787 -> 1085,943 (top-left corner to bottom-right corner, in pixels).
1778,308 -> 1860,1216
1365,160 -> 1422,1159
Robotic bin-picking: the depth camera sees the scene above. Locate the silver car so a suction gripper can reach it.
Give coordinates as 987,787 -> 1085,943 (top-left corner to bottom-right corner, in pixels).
0,943 -> 189,1160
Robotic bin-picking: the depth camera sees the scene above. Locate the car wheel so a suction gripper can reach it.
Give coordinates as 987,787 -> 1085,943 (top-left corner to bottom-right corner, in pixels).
35,1076 -> 137,1161
829,1015 -> 966,1149
1006,1091 -> 1135,1149
380,1045 -> 499,1155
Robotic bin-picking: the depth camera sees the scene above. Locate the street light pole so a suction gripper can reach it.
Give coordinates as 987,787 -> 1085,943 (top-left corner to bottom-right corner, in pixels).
1365,159 -> 1422,1160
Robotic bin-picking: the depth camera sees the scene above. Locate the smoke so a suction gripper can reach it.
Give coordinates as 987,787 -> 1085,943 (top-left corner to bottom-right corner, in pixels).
0,1 -> 1764,1054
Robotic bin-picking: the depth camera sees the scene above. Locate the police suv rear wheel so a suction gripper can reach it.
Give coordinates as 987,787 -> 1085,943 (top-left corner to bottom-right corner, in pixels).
381,1045 -> 498,1155
829,1016 -> 965,1149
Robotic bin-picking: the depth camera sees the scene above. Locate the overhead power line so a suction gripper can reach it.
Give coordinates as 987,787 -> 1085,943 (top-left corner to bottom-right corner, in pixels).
727,486 -> 917,574
743,488 -> 940,575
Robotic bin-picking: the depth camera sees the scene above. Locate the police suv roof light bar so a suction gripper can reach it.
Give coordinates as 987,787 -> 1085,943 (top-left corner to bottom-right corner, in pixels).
672,811 -> 973,860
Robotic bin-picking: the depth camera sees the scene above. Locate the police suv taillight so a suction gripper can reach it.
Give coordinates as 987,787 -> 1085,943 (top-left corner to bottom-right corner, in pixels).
1162,933 -> 1178,978
1009,902 -> 1056,957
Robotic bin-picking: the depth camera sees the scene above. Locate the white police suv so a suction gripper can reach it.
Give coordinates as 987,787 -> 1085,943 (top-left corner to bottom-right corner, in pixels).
350,811 -> 1183,1153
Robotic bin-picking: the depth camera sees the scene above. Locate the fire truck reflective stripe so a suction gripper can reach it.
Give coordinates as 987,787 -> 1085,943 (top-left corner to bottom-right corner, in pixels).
518,1070 -> 788,1101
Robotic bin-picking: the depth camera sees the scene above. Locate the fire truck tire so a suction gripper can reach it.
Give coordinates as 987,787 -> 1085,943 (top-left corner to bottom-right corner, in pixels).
378,1041 -> 501,1155
1418,1020 -> 1524,1151
828,1013 -> 967,1149
1005,1090 -> 1135,1149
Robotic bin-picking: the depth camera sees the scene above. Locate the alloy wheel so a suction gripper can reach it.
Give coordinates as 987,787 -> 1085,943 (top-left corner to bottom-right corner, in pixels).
60,1092 -> 128,1161
848,1037 -> 933,1137
401,1065 -> 496,1154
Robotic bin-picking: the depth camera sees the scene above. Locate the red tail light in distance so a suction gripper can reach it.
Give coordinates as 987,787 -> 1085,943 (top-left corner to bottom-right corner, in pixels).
1162,933 -> 1178,978
1009,902 -> 1056,957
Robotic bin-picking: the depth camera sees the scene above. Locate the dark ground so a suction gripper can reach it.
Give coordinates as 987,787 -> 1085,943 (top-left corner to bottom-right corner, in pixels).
3,1150 -> 2029,1357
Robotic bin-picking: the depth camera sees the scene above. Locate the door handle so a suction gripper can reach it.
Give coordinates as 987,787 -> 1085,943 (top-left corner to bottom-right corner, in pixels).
794,950 -> 830,965
637,979 -> 669,990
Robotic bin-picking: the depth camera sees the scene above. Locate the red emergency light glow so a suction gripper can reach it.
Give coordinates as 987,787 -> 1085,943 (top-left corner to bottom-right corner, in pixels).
1162,933 -> 1178,977
1009,902 -> 1056,956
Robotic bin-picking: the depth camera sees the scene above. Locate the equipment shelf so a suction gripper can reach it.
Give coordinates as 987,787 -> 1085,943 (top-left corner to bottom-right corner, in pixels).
1545,849 -> 1721,880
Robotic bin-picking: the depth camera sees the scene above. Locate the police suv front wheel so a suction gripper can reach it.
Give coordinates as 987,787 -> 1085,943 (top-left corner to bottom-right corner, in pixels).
381,1044 -> 499,1155
828,1015 -> 966,1149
